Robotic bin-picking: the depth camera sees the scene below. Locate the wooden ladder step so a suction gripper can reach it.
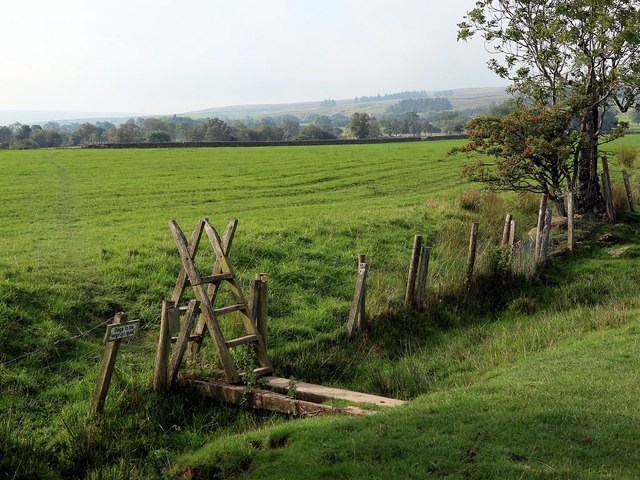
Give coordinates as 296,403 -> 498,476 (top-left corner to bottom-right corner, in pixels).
191,273 -> 234,286
226,334 -> 259,348
213,303 -> 245,316
171,334 -> 201,343
253,366 -> 273,376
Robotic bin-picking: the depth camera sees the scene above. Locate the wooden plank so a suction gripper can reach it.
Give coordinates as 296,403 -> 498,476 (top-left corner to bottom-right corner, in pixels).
213,303 -> 245,315
226,334 -> 259,348
623,170 -> 636,212
346,262 -> 368,338
153,301 -> 175,392
405,235 -> 423,308
91,312 -> 126,414
534,194 -> 548,260
465,223 -> 479,291
171,219 -> 205,304
501,213 -> 512,246
168,299 -> 200,387
264,376 -> 406,408
186,379 -> 374,417
567,191 -> 575,252
415,246 -> 431,311
169,220 -> 203,286
193,273 -> 234,286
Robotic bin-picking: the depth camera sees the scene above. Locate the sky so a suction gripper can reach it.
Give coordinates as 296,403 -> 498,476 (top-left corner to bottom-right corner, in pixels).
1,0 -> 504,115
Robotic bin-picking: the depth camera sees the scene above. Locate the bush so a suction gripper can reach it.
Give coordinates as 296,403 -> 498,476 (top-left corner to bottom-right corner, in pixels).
459,188 -> 481,211
616,146 -> 640,168
611,180 -> 631,212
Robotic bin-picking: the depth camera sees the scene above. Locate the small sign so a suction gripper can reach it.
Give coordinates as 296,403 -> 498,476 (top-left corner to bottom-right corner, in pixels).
104,320 -> 140,343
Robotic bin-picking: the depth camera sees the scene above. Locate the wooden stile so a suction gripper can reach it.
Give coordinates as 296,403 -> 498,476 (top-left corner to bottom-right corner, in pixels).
465,223 -> 479,291
623,170 -> 636,212
91,312 -> 126,414
168,299 -> 200,387
405,235 -> 423,308
152,301 -> 175,392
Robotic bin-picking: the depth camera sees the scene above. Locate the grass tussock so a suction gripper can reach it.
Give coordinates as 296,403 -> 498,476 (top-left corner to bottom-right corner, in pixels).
615,145 -> 640,168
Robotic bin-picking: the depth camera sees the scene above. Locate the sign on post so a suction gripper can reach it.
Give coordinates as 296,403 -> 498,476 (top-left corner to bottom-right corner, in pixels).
104,320 -> 140,343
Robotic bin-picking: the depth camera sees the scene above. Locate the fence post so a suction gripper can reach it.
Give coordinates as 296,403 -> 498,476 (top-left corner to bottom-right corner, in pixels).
91,312 -> 126,414
534,194 -> 548,261
347,260 -> 368,338
539,209 -> 553,264
415,246 -> 431,311
465,223 -> 479,291
508,219 -> 516,249
256,273 -> 269,346
405,235 -> 423,308
601,157 -> 616,222
567,191 -> 575,252
153,300 -> 173,393
622,170 -> 636,212
501,214 -> 512,246
358,255 -> 367,329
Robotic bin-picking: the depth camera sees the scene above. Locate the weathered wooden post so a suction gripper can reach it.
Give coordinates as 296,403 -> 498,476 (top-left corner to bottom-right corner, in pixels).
539,208 -> 553,264
256,273 -> 269,346
347,259 -> 368,338
168,299 -> 200,387
567,191 -> 575,252
622,170 -> 636,212
534,194 -> 548,261
405,235 -> 423,308
601,157 -> 616,222
415,246 -> 431,311
501,214 -> 513,246
508,219 -> 516,249
91,312 -> 140,414
465,223 -> 479,291
153,300 -> 174,393
358,255 -> 367,328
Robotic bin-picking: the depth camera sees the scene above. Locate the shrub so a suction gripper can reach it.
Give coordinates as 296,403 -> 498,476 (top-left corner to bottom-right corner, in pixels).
611,179 -> 631,212
616,146 -> 640,168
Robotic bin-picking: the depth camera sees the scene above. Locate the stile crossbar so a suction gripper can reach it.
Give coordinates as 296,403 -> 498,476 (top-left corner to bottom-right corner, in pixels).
161,218 -> 273,385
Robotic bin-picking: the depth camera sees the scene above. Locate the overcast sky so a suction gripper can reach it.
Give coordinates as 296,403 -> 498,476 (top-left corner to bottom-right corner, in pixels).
1,0 -> 504,115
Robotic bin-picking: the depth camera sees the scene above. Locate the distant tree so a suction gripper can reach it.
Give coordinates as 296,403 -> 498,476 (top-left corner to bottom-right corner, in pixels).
381,117 -> 402,136
320,99 -> 337,107
485,99 -> 520,118
348,112 -> 372,139
255,124 -> 285,141
203,118 -> 236,141
402,112 -> 423,135
109,119 -> 144,143
13,124 -> 32,141
147,131 -> 171,143
296,124 -> 338,140
0,126 -> 13,148
279,118 -> 301,139
386,97 -> 453,115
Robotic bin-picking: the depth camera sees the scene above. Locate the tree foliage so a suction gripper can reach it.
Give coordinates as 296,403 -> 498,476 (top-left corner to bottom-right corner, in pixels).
458,0 -> 640,209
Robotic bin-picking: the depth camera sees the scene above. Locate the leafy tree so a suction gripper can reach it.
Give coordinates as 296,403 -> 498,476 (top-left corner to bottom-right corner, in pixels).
147,131 -> 171,143
279,118 -> 301,139
451,105 -> 581,215
13,124 -> 31,141
295,124 -> 338,140
348,112 -> 372,139
203,118 -> 236,141
109,119 -> 144,143
458,0 -> 640,210
0,126 -> 13,148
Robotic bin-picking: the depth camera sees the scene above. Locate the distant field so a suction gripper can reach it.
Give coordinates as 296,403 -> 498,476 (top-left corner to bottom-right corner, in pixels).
2,136 -> 640,479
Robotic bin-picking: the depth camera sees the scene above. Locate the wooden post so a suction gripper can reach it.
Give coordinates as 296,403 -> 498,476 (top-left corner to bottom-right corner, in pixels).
465,223 -> 479,291
153,300 -> 173,393
358,255 -> 367,329
256,273 -> 268,346
539,209 -> 552,264
405,235 -> 423,308
501,214 -> 512,246
168,299 -> 200,387
415,246 -> 431,311
91,312 -> 126,414
347,261 -> 368,338
567,191 -> 575,252
534,194 -> 548,261
623,170 -> 636,212
602,157 -> 616,222
508,219 -> 516,249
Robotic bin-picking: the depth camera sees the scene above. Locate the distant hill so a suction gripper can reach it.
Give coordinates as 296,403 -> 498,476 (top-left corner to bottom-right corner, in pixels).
0,110 -> 144,126
182,86 -> 510,120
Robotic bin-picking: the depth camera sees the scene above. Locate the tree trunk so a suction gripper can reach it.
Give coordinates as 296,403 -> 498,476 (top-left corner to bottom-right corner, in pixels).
553,197 -> 567,217
576,106 -> 602,213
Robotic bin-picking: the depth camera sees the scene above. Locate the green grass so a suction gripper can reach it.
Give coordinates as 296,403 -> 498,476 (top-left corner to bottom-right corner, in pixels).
1,137 -> 640,478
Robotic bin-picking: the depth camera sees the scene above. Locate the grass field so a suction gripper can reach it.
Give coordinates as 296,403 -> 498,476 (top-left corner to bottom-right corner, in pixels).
1,137 -> 640,479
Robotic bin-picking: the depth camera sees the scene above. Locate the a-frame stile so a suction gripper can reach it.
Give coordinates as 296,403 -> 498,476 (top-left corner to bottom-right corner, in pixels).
166,218 -> 273,384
